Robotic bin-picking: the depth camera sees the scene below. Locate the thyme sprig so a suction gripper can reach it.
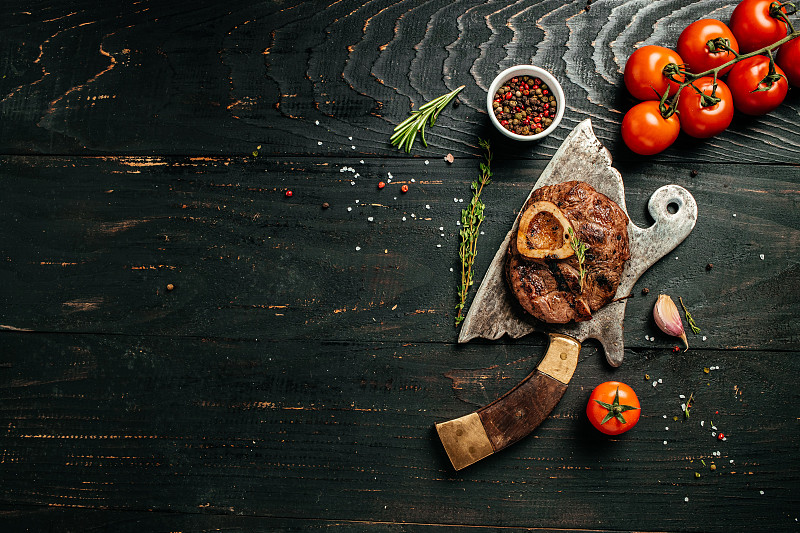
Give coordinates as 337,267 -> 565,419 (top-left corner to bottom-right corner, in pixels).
455,139 -> 492,326
567,227 -> 588,292
390,85 -> 465,153
679,296 -> 701,334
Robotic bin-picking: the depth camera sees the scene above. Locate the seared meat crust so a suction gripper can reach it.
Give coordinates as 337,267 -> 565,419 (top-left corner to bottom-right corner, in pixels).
505,181 -> 630,323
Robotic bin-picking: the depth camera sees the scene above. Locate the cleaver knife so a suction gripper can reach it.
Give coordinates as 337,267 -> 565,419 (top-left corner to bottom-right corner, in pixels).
436,119 -> 697,470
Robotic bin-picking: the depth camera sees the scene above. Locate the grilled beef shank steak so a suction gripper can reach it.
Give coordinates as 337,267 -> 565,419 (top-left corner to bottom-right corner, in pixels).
505,181 -> 630,324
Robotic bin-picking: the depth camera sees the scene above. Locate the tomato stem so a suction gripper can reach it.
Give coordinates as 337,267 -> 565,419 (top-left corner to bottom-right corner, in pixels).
660,26 -> 800,117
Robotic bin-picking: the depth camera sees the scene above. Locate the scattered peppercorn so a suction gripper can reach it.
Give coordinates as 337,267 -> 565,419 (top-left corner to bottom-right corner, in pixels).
322,202 -> 330,209
641,287 -> 650,295
690,169 -> 698,177
492,75 -> 557,136
452,98 -> 460,108
285,190 -> 293,197
378,181 -> 386,189
166,283 -> 174,291
401,184 -> 409,193
706,263 -> 713,271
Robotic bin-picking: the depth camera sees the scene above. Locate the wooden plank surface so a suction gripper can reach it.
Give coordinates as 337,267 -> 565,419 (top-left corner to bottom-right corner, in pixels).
1,1 -> 799,532
1,1 -> 799,162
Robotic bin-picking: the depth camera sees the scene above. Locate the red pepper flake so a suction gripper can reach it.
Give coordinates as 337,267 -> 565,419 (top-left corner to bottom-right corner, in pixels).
285,190 -> 293,197
401,184 -> 409,193
378,181 -> 386,189
672,345 -> 681,353
718,432 -> 725,440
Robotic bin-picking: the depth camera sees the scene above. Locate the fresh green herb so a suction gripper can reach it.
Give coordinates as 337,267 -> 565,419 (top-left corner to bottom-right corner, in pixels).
679,296 -> 701,334
455,139 -> 492,326
567,227 -> 587,292
390,86 -> 464,153
684,392 -> 695,419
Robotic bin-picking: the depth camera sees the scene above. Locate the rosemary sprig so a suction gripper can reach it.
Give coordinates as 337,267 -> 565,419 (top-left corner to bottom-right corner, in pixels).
567,227 -> 587,292
679,296 -> 701,334
390,86 -> 465,153
455,139 -> 492,326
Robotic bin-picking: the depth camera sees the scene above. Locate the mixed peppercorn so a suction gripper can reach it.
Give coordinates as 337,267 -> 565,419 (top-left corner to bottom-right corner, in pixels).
492,76 -> 557,136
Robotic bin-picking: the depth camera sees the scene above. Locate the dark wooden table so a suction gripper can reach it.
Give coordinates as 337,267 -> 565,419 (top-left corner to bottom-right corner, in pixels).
2,2 -> 798,531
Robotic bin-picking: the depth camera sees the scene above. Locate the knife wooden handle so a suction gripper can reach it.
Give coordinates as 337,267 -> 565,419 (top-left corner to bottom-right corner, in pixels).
436,333 -> 580,470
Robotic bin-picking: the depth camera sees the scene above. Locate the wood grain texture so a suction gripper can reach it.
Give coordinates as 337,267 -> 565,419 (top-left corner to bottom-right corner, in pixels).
1,156 -> 797,351
479,371 -> 568,451
0,332 -> 798,531
2,2 -> 800,531
1,1 -> 799,161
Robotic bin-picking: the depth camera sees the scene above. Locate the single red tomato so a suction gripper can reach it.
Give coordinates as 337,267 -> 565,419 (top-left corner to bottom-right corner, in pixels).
586,381 -> 641,435
621,101 -> 681,155
729,0 -> 790,53
676,77 -> 734,138
727,55 -> 788,115
776,36 -> 800,86
623,45 -> 685,101
677,19 -> 740,76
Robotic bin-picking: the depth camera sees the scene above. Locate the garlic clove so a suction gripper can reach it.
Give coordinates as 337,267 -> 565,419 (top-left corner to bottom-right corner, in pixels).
654,294 -> 689,351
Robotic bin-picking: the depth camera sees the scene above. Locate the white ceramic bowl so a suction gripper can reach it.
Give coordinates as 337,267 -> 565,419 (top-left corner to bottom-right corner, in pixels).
486,65 -> 566,141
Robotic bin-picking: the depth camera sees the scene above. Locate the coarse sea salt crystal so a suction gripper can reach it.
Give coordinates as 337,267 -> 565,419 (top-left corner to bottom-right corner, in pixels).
355,199 -> 359,204
367,216 -> 374,222
733,213 -> 737,217
703,336 -> 707,341
347,207 -> 352,212
315,120 -> 319,125
436,244 -> 441,248
402,216 -> 407,221
760,490 -> 764,495
701,420 -> 705,426
665,427 -> 669,431
679,394 -> 686,399
424,160 -> 429,165
760,254 -> 765,260
425,204 -> 430,209
684,497 -> 689,503
658,378 -> 663,383
439,226 -> 444,231
663,415 -> 667,419
456,221 -> 461,226
360,160 -> 364,164
318,141 -> 322,145
351,145 -> 356,150
645,335 -> 650,340
350,181 -> 355,186
663,440 -> 668,445
349,136 -> 353,141
653,381 -> 658,388
449,267 -> 453,272
440,233 -> 445,237
454,198 -> 458,202
355,246 -> 361,251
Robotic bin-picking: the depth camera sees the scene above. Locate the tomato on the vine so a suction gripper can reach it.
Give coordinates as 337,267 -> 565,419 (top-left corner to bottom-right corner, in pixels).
776,36 -> 800,86
586,382 -> 641,436
676,77 -> 734,138
677,19 -> 740,75
727,55 -> 788,115
729,0 -> 790,53
621,101 -> 681,155
623,45 -> 684,101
